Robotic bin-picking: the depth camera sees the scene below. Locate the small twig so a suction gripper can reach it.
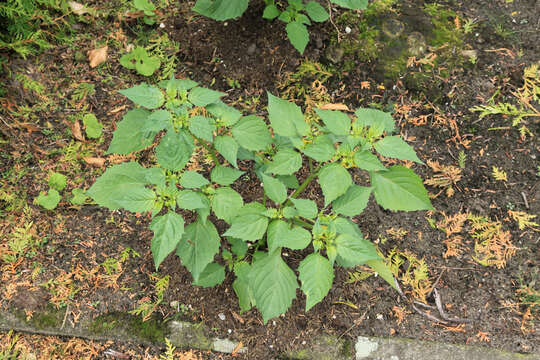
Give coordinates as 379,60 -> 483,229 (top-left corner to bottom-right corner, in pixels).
433,288 -> 474,323
327,1 -> 342,43
412,304 -> 447,324
521,191 -> 529,209
429,269 -> 445,296
60,304 -> 70,330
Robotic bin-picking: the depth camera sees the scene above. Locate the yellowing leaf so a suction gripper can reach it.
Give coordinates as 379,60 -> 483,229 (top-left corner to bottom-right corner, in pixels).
88,46 -> 108,68
69,1 -> 88,15
492,166 -> 507,181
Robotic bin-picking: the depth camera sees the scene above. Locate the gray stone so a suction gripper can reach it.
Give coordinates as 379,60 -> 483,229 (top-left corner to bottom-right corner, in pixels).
407,32 -> 427,57
354,337 -> 540,360
287,335 -> 353,360
167,321 -> 212,350
212,338 -> 246,354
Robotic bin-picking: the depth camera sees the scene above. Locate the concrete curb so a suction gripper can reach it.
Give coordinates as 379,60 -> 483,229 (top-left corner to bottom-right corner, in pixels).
1,308 -> 537,359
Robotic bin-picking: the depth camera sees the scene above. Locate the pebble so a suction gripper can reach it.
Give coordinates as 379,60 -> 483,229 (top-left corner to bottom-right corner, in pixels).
345,26 -> 352,33
218,313 -> 226,321
247,43 -> 257,55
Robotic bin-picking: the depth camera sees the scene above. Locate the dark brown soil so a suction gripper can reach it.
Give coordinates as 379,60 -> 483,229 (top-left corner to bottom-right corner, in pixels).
0,0 -> 538,358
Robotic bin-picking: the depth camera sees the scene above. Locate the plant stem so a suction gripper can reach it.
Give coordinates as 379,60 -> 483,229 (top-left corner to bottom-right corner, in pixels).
290,164 -> 322,200
194,136 -> 220,165
293,218 -> 313,230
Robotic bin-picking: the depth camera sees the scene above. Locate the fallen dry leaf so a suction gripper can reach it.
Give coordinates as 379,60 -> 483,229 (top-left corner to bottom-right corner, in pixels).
83,157 -> 106,167
88,46 -> 108,68
318,103 -> 350,111
68,1 -> 88,15
69,120 -> 84,141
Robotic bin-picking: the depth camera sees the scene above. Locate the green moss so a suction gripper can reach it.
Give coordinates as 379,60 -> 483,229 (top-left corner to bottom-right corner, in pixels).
12,305 -> 64,329
90,312 -> 165,343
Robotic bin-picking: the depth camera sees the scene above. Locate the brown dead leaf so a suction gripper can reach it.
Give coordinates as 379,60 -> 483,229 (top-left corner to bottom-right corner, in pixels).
83,157 -> 106,167
68,1 -> 88,15
88,46 -> 108,68
69,120 -> 84,141
318,103 -> 350,111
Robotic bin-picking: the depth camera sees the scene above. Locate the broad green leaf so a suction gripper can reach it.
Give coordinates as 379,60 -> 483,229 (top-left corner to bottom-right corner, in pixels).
249,251 -> 298,323
366,259 -> 397,290
150,211 -> 185,270
144,110 -> 171,133
228,237 -> 248,258
301,134 -> 335,162
189,116 -> 215,143
267,92 -> 309,137
210,166 -> 244,186
333,216 -> 363,238
194,263 -> 225,287
188,86 -> 225,107
305,1 -> 329,22
318,163 -> 352,206
118,83 -> 164,109
233,261 -> 254,312
267,220 -> 311,253
315,109 -> 351,136
107,109 -> 156,154
224,211 -> 268,241
261,174 -> 287,204
179,171 -> 209,189
286,21 -> 309,54
70,188 -> 88,205
262,4 -> 280,19
155,130 -> 193,171
330,0 -> 368,10
236,201 -> 266,216
266,148 -> 302,175
278,175 -> 299,189
299,253 -> 333,311
374,136 -> 424,164
136,54 -> 160,76
335,233 -> 380,266
355,108 -> 395,134
134,0 -> 155,12
36,189 -> 60,210
176,219 -> 220,281
192,0 -> 249,20
49,172 -> 67,191
206,101 -> 242,126
232,115 -> 273,151
370,165 -> 433,211
291,198 -> 318,219
176,190 -> 209,211
160,78 -> 198,92
353,151 -> 386,171
214,136 -> 239,168
211,187 -> 243,224
282,206 -> 297,219
82,113 -> 103,139
332,185 -> 372,217
87,162 -> 159,212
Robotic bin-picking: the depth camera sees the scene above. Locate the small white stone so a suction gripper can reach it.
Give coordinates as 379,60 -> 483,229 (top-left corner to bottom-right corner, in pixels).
269,344 -> 274,349
272,320 -> 276,326
228,329 -> 232,334
345,26 -> 352,33
376,314 -> 384,320
302,341 -> 306,345
159,23 -> 165,28
218,313 -> 226,321
332,315 -> 337,319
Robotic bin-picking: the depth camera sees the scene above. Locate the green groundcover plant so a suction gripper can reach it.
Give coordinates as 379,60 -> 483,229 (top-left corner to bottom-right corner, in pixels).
88,75 -> 433,322
192,0 -> 369,54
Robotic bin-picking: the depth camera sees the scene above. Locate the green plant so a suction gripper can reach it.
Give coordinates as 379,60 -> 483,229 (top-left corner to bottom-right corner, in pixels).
470,64 -> 539,138
35,172 -> 88,209
120,46 -> 161,76
131,0 -> 158,25
88,75 -> 433,323
262,0 -> 329,54
0,0 -> 73,58
193,0 -> 368,54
